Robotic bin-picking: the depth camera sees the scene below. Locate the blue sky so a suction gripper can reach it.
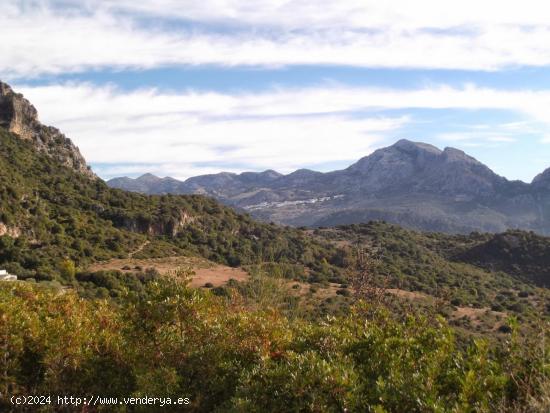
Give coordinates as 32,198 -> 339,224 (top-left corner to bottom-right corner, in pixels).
2,1 -> 550,182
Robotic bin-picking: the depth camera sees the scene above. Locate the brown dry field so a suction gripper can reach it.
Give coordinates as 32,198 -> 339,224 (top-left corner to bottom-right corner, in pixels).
88,255 -> 248,288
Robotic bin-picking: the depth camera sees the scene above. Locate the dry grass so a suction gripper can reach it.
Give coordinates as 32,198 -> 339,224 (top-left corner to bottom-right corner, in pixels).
88,255 -> 249,288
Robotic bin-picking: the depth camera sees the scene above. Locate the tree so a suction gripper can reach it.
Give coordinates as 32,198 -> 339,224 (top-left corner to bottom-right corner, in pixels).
59,258 -> 76,282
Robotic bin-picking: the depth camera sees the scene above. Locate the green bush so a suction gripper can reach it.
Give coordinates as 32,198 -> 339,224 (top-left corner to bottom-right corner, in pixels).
0,281 -> 547,413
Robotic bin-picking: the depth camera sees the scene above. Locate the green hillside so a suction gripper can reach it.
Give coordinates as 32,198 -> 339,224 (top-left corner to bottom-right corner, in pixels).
313,223 -> 550,318
0,128 -> 343,283
1,121 -> 549,411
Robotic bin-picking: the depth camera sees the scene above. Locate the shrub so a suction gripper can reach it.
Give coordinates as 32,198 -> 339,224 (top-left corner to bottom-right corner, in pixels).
336,288 -> 351,297
0,277 -> 547,413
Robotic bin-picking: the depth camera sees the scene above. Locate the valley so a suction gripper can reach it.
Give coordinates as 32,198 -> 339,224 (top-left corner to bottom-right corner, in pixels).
0,80 -> 548,412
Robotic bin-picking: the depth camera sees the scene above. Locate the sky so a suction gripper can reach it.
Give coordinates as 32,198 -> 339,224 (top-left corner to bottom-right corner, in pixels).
2,1 -> 550,182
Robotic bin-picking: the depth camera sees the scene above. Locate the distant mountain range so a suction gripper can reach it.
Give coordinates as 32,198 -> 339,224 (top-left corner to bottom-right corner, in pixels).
109,140 -> 550,234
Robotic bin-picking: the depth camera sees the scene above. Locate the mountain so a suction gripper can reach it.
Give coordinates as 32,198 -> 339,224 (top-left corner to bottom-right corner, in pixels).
0,82 -> 343,282
107,173 -> 184,194
109,139 -> 550,234
1,79 -> 548,301
0,81 -> 94,178
533,167 -> 550,190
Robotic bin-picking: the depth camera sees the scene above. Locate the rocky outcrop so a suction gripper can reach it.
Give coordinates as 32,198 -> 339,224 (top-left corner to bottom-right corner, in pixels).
0,81 -> 95,178
0,222 -> 21,238
120,210 -> 195,237
343,140 -> 504,197
533,168 -> 550,190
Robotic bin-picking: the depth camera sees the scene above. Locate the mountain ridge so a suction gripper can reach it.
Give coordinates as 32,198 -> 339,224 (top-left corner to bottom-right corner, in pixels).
0,81 -> 95,178
109,139 -> 550,234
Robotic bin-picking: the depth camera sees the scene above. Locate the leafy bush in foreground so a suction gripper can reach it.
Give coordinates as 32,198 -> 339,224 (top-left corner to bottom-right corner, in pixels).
0,280 -> 548,412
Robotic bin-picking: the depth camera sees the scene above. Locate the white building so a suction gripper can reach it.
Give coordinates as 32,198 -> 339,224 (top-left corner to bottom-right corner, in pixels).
0,269 -> 17,281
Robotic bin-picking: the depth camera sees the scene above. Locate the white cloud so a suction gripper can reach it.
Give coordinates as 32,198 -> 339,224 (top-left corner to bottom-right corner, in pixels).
17,83 -> 408,178
15,82 -> 550,179
3,1 -> 550,77
87,1 -> 550,30
438,133 -> 517,146
487,136 -> 516,143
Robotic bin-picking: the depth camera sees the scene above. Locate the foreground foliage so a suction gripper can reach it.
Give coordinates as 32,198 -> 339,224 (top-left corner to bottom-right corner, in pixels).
1,280 -> 548,412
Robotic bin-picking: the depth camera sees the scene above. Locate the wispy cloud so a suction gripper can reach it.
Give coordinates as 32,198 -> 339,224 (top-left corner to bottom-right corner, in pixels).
15,82 -> 550,178
18,83 -> 409,178
76,1 -> 550,30
487,136 -> 516,143
438,133 -> 517,146
3,1 -> 550,78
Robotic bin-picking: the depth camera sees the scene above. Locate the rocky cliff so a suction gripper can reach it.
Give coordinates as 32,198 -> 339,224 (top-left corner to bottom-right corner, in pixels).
533,168 -> 550,190
0,81 -> 95,178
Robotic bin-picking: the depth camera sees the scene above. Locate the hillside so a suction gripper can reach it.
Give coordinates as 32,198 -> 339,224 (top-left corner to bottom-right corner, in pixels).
0,81 -> 548,319
110,140 -> 550,234
0,123 -> 343,284
0,82 -> 549,412
311,223 -> 550,317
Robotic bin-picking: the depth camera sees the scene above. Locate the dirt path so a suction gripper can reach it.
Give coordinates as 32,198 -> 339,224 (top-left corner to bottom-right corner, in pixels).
128,241 -> 150,258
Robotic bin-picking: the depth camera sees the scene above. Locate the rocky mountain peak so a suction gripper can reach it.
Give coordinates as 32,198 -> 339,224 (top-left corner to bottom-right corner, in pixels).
0,81 -> 95,179
287,168 -> 322,178
239,169 -> 283,184
349,139 -> 441,173
257,169 -> 283,179
343,139 -> 504,196
533,168 -> 550,190
345,139 -> 444,190
137,173 -> 162,183
393,139 -> 442,155
0,82 -> 39,139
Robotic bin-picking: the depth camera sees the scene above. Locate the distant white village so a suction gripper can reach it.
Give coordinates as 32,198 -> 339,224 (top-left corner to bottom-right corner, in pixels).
0,269 -> 17,281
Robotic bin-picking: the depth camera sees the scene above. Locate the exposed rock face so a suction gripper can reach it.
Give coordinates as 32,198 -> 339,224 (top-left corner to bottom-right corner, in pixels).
108,139 -> 550,234
120,210 -> 195,237
0,81 -> 95,178
0,223 -> 21,238
533,168 -> 550,190
343,140 -> 504,197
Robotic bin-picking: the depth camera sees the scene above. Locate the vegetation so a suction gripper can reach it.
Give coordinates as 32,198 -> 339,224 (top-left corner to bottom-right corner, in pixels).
1,278 -> 548,412
2,127 -> 550,410
0,128 -> 343,283
2,128 -> 548,322
313,223 -> 550,320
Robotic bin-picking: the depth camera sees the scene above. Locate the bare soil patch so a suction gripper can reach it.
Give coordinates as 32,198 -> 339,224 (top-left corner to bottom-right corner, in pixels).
190,266 -> 248,288
387,288 -> 431,300
88,256 -> 249,288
